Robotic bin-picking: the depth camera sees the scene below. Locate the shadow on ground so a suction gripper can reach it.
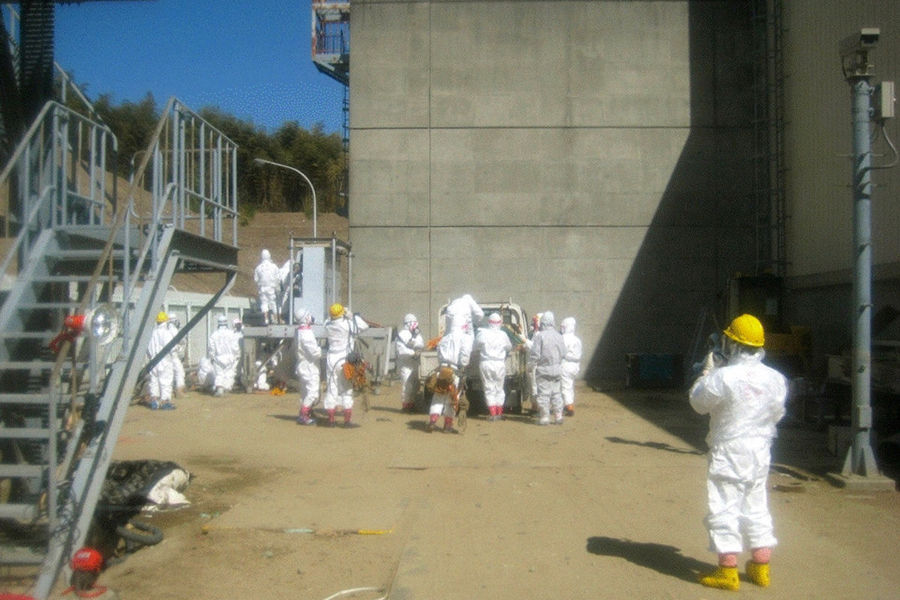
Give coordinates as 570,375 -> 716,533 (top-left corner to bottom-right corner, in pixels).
596,386 -> 863,481
586,536 -> 712,584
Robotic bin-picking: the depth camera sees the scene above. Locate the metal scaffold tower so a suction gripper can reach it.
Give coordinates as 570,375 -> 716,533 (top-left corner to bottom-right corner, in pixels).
750,0 -> 786,278
311,0 -> 350,210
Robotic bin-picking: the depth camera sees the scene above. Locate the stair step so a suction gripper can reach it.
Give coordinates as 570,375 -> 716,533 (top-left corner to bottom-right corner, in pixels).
0,464 -> 45,478
0,360 -> 57,371
0,544 -> 45,566
46,249 -> 126,260
0,427 -> 52,440
31,275 -> 99,283
0,331 -> 55,340
0,504 -> 40,522
18,301 -> 80,310
0,393 -> 51,405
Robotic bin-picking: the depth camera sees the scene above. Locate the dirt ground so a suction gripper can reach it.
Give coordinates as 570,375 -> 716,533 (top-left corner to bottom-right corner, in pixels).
9,381 -> 893,600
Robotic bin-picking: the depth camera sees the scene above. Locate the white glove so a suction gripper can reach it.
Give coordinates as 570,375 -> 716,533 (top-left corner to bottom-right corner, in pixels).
701,351 -> 717,376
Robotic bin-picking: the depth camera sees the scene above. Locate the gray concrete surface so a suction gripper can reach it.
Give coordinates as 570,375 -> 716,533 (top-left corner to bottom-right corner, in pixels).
348,1 -> 760,382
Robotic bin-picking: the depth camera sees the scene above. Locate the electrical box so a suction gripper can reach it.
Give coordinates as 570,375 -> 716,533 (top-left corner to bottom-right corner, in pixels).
874,80 -> 895,120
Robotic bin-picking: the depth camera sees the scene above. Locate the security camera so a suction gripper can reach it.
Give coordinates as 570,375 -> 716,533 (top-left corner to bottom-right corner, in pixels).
840,28 -> 880,58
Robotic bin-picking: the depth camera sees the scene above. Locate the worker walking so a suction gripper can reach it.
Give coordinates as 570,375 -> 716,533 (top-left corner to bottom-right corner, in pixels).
295,308 -> 322,425
208,314 -> 241,397
323,303 -> 369,427
396,313 -> 425,412
528,311 -> 567,425
146,311 -> 176,410
689,314 -> 787,591
428,326 -> 472,432
475,312 -> 512,420
560,317 -> 583,416
254,248 -> 282,324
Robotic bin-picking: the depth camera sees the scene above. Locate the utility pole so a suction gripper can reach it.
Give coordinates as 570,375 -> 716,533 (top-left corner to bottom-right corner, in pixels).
835,28 -> 895,489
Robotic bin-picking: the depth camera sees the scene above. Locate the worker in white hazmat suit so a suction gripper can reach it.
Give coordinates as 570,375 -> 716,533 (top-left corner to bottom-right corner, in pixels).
323,303 -> 369,427
475,312 -> 512,421
167,316 -> 186,398
295,307 -> 322,425
445,293 -> 484,333
528,311 -> 567,425
559,317 -> 582,416
253,249 -> 282,324
427,326 -> 472,433
147,311 -> 176,410
195,356 -> 215,392
689,313 -> 787,592
208,314 -> 240,397
395,313 -> 425,412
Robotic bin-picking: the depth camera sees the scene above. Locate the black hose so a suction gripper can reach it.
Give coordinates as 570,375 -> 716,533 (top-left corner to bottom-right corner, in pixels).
116,518 -> 163,548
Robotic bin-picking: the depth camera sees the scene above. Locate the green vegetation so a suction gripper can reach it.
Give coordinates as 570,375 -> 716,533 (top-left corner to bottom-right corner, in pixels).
90,93 -> 346,215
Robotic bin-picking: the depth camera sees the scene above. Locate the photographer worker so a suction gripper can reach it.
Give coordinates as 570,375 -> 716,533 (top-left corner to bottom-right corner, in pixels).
689,314 -> 787,591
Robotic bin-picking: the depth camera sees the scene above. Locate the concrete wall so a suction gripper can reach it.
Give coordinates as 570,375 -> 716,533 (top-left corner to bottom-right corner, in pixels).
783,1 -> 900,373
349,0 -> 760,382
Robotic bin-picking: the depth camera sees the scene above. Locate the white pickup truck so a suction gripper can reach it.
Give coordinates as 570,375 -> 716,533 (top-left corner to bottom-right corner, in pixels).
417,300 -> 531,415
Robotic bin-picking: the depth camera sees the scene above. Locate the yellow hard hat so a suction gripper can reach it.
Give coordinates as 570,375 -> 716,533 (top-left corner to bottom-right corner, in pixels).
723,314 -> 765,347
156,311 -> 168,324
329,303 -> 345,319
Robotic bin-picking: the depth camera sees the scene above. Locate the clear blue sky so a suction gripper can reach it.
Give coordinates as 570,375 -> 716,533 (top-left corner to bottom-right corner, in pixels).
54,0 -> 345,134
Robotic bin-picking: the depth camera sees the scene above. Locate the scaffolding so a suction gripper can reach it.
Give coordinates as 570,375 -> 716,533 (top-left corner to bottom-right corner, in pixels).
751,0 -> 787,277
311,0 -> 350,210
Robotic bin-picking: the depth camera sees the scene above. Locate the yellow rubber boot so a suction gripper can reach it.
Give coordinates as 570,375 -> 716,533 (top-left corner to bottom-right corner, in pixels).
699,566 -> 740,591
746,561 -> 771,587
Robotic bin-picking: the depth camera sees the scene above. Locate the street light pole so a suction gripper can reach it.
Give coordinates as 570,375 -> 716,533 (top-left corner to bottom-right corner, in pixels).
253,158 -> 318,238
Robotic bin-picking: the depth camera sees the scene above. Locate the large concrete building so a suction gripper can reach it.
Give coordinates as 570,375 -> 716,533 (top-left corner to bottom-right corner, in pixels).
347,0 -> 900,385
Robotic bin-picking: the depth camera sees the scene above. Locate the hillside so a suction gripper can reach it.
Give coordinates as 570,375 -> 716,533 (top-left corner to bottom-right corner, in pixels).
171,211 -> 349,300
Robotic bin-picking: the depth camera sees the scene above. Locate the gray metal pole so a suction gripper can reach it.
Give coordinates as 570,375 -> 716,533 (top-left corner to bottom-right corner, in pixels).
841,76 -> 880,477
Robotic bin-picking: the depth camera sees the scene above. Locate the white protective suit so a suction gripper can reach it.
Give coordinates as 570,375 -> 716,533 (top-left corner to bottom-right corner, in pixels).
395,314 -> 425,411
196,356 -> 215,391
689,348 -> 787,555
208,318 -> 240,395
253,249 -> 282,322
147,320 -> 176,408
528,312 -> 567,424
295,311 -> 322,422
560,317 -> 583,411
167,319 -> 186,394
429,328 -> 473,419
475,313 -> 512,415
324,312 -> 369,414
445,293 -> 484,333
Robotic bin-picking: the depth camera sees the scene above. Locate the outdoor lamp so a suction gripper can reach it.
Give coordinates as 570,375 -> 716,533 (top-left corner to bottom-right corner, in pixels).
49,304 -> 120,354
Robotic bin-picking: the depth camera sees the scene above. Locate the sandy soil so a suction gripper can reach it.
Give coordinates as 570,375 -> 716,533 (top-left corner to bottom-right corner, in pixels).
19,382 -> 897,600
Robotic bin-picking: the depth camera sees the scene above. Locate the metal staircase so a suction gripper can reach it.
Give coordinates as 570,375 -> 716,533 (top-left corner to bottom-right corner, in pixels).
0,97 -> 240,599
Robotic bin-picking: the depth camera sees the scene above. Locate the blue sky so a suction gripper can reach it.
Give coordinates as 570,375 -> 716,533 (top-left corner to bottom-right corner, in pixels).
54,0 -> 345,134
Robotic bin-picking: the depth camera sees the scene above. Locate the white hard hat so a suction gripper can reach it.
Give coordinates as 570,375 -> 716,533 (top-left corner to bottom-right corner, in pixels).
261,249 -> 271,261
217,314 -> 228,326
294,307 -> 312,324
540,311 -> 555,328
403,313 -> 417,325
488,312 -> 502,326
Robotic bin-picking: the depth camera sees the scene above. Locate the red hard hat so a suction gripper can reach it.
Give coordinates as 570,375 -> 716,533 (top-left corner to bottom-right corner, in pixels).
71,547 -> 103,572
